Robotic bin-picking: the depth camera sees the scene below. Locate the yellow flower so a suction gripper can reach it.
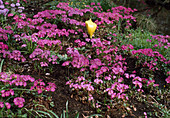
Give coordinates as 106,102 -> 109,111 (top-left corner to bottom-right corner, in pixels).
85,19 -> 97,39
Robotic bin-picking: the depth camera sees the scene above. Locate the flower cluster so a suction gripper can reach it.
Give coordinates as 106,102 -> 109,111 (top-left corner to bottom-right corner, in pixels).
0,0 -> 9,16
30,79 -> 56,94
0,50 -> 26,62
132,48 -> 169,71
151,34 -> 170,49
0,72 -> 56,109
63,37 -> 132,109
13,97 -> 25,108
0,26 -> 13,41
64,48 -> 89,68
0,42 -> 8,50
1,89 -> 14,97
37,39 -> 62,50
1,0 -> 25,15
29,48 -> 59,66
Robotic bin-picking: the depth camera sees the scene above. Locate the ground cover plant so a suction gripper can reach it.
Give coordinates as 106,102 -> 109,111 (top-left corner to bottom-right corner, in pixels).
0,0 -> 169,117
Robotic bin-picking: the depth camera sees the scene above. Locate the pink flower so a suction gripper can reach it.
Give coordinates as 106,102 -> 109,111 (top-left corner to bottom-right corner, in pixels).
46,82 -> 56,92
5,102 -> 11,109
5,91 -> 10,97
144,112 -> 147,118
91,2 -> 95,5
5,2 -> 9,5
97,3 -> 100,5
1,90 -> 5,97
21,44 -> 27,47
165,76 -> 170,83
111,93 -> 116,99
147,80 -> 155,86
104,76 -> 111,80
88,94 -> 93,101
153,84 -> 159,87
133,81 -> 142,88
94,79 -> 103,84
118,77 -> 123,83
124,73 -> 129,78
16,3 -> 20,7
13,97 -> 25,108
107,105 -> 110,109
40,62 -> 48,67
0,5 -> 4,9
10,89 -> 14,96
80,68 -> 86,72
137,89 -> 144,92
96,103 -> 101,108
0,101 -> 4,108
130,74 -> 135,78
62,61 -> 70,66
10,3 -> 15,7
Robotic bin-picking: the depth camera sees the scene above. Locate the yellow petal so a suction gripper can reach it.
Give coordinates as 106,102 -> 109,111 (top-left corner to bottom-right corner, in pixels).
85,19 -> 97,38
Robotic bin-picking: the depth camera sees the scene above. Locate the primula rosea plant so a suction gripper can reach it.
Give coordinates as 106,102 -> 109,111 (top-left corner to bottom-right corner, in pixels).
0,72 -> 56,117
62,36 -> 169,113
0,0 -> 169,117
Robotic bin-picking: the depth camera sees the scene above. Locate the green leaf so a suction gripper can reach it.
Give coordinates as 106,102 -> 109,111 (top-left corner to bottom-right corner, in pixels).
63,110 -> 65,118
0,59 -> 4,72
37,110 -> 52,118
48,110 -> 59,118
50,101 -> 55,107
74,112 -> 79,118
88,114 -> 103,118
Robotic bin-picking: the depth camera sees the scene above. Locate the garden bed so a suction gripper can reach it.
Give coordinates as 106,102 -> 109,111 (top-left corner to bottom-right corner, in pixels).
0,0 -> 169,118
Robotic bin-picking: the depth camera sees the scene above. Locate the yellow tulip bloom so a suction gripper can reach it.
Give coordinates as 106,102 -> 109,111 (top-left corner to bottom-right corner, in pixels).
85,19 -> 97,39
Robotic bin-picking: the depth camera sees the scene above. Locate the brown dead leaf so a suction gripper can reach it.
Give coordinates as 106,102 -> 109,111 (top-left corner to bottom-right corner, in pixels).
122,114 -> 126,118
133,105 -> 137,111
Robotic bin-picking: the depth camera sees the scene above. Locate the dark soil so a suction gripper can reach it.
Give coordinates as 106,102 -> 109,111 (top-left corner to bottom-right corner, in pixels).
50,65 -> 96,118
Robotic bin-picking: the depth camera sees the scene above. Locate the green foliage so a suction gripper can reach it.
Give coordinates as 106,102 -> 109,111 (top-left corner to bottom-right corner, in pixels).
0,59 -> 4,72
134,13 -> 157,33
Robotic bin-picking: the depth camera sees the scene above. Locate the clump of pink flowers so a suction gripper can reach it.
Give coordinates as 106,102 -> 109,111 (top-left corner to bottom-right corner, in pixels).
0,72 -> 56,109
13,97 -> 25,108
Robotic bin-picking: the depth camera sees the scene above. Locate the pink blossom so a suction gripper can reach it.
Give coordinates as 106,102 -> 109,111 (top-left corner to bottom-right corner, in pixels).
144,112 -> 147,118
111,93 -> 116,99
96,103 -> 101,108
94,79 -> 103,84
0,101 -> 4,108
118,77 -> 123,82
147,80 -> 155,86
62,61 -> 70,66
133,81 -> 142,88
165,76 -> 170,83
1,90 -> 5,97
88,94 -> 93,101
130,74 -> 136,78
14,97 -> 25,108
46,82 -> 56,92
104,76 -> 111,80
91,2 -> 95,5
5,102 -> 11,109
124,73 -> 129,78
137,89 -> 144,92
